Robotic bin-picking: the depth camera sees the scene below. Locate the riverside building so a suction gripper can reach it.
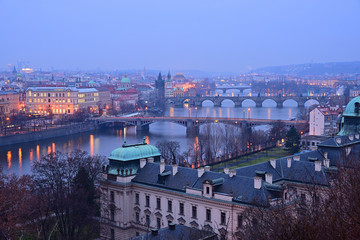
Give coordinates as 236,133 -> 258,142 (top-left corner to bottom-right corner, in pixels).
99,134 -> 360,240
25,87 -> 99,115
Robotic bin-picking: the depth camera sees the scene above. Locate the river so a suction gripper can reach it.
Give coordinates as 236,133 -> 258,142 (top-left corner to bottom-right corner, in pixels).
1,98 -> 315,175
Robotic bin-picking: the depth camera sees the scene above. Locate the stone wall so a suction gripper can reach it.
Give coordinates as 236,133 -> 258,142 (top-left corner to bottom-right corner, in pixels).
0,121 -> 100,147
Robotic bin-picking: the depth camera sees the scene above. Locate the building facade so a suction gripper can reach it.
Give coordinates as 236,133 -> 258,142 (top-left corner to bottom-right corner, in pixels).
0,91 -> 20,115
25,87 -> 99,115
98,135 -> 357,240
309,106 -> 341,136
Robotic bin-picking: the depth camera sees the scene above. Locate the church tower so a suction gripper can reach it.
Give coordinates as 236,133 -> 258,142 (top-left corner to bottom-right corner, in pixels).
155,72 -> 165,109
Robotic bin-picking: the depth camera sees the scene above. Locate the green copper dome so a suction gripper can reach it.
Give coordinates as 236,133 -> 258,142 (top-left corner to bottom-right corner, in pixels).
343,96 -> 360,117
120,76 -> 131,83
109,143 -> 161,161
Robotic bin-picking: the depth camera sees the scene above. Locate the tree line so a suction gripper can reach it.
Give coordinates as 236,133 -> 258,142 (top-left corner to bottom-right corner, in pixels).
0,151 -> 106,240
157,121 -> 301,167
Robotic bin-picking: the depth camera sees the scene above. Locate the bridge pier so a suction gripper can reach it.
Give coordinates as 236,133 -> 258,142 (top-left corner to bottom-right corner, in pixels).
214,102 -> 221,107
298,102 -> 305,108
186,119 -> 199,136
136,124 -> 149,132
276,102 -> 283,108
234,101 -> 242,107
256,101 -> 262,108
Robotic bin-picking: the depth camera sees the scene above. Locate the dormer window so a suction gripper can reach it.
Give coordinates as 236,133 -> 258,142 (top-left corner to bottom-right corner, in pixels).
206,186 -> 210,194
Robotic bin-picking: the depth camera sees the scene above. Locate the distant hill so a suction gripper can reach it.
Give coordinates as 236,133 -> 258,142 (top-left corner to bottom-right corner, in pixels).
252,61 -> 360,75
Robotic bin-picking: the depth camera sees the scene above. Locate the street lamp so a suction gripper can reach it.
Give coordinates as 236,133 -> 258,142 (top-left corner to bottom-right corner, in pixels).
188,108 -> 191,118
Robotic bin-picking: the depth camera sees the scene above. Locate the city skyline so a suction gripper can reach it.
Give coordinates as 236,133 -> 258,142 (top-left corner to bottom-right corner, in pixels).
1,0 -> 359,72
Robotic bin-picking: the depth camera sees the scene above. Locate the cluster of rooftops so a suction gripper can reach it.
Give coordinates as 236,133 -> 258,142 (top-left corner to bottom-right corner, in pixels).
103,132 -> 360,207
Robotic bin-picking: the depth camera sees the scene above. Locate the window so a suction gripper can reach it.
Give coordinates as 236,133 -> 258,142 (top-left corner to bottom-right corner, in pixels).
146,195 -> 150,207
146,215 -> 150,227
206,209 -> 211,222
179,203 -> 184,216
156,197 -> 161,209
301,193 -> 306,203
110,191 -> 114,202
135,193 -> 139,205
136,212 -> 139,223
221,212 -> 226,225
110,229 -> 115,240
192,206 -> 197,219
157,217 -> 161,229
237,215 -> 243,228
206,186 -> 210,194
110,209 -> 115,221
168,200 -> 172,212
136,232 -> 139,236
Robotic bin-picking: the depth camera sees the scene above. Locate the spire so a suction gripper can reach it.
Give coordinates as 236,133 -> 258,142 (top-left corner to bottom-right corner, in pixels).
167,70 -> 171,81
51,73 -> 54,82
12,66 -> 17,75
157,72 -> 162,81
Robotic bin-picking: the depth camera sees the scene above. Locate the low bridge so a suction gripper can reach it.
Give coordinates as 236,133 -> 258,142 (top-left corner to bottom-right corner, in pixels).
166,95 -> 343,108
215,85 -> 251,94
96,116 -> 307,135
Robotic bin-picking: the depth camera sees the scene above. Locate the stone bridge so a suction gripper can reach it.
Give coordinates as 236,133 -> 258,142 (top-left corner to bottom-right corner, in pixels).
96,116 -> 308,135
166,95 -> 343,108
215,85 -> 251,94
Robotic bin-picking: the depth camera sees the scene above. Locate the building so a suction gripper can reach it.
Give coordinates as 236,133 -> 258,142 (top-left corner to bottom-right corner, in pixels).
25,87 -> 99,115
77,88 -> 99,112
154,73 -> 165,108
118,75 -> 132,90
309,106 -> 342,136
338,96 -> 360,135
132,223 -> 217,240
99,134 -> 357,240
0,91 -> 20,115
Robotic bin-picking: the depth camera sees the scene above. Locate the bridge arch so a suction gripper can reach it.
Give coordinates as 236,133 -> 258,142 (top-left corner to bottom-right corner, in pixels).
304,99 -> 320,108
183,98 -> 195,107
283,99 -> 299,107
262,99 -> 277,107
241,99 -> 256,107
202,99 -> 215,107
221,99 -> 235,107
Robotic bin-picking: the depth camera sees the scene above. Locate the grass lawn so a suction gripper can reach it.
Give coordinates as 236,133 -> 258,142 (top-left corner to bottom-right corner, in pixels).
211,147 -> 290,172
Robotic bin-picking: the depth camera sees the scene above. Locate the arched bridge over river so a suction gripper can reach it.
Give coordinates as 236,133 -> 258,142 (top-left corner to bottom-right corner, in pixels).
96,116 -> 308,135
166,95 -> 343,108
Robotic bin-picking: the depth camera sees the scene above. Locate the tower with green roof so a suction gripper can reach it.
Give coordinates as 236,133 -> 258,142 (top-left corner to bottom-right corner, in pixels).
338,96 -> 360,135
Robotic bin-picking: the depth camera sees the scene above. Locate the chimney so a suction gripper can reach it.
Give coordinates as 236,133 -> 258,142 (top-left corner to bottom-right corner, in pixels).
254,176 -> 262,189
229,169 -> 236,177
172,164 -> 178,175
287,157 -> 292,168
323,158 -> 330,168
355,133 -> 359,139
269,159 -> 276,169
169,222 -> 176,230
160,159 -> 165,173
349,135 -> 354,141
293,156 -> 300,161
140,158 -> 146,168
315,160 -> 322,172
323,152 -> 328,159
265,173 -> 273,184
151,229 -> 158,236
204,166 -> 211,172
224,168 -> 229,174
198,167 -> 205,178
148,157 -> 154,163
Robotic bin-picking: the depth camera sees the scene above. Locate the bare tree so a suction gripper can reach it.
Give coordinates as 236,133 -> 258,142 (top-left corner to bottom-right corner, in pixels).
156,140 -> 181,164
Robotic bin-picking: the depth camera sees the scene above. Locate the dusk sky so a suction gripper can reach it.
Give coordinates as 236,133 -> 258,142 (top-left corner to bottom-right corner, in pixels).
1,0 -> 359,72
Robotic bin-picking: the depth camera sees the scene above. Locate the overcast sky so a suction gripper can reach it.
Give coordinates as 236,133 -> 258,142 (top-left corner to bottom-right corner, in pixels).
0,0 -> 359,72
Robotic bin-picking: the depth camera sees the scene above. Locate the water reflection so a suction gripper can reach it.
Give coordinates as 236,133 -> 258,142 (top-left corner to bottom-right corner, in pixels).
1,103 -> 300,175
7,151 -> 11,169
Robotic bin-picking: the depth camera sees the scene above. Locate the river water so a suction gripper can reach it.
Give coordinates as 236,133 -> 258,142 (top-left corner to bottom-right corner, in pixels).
1,95 -> 316,175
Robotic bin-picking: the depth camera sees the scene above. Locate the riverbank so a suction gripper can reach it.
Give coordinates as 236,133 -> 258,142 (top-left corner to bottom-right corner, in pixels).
0,121 -> 101,147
